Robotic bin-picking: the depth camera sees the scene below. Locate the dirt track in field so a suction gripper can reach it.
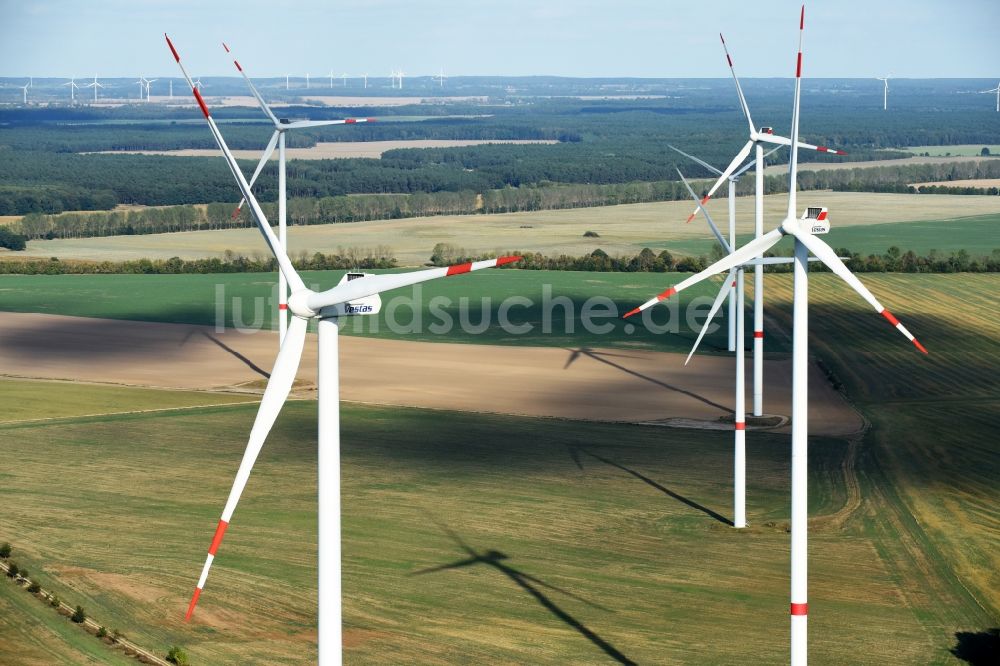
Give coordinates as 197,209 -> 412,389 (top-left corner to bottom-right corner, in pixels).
0,312 -> 863,436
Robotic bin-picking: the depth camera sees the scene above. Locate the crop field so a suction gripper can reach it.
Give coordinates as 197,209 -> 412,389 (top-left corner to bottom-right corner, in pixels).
13,192 -> 1000,266
0,390 -> 970,665
762,272 -> 1000,625
0,270 -> 750,354
0,379 -> 254,424
902,145 -> 1000,157
93,139 -> 560,160
668,213 -> 1000,257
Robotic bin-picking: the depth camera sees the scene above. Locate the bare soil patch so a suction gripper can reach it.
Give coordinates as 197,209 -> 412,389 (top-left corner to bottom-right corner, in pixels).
0,312 -> 862,436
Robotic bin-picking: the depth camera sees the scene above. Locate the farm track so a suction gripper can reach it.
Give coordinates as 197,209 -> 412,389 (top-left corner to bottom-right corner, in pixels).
0,561 -> 170,666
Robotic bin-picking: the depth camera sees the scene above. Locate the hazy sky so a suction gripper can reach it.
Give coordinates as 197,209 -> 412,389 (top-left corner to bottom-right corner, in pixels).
1,0 -> 997,79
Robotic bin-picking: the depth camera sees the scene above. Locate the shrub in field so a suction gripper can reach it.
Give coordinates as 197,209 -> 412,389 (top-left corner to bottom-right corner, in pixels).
6,562 -> 19,578
97,626 -> 107,639
27,580 -> 41,593
71,605 -> 86,623
49,594 -> 60,607
0,543 -> 10,558
166,646 -> 190,665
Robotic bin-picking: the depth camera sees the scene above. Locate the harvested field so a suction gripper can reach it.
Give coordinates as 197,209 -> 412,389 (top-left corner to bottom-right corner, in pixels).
0,311 -> 861,436
18,192 -> 1000,265
90,139 -> 559,160
910,178 -> 1000,189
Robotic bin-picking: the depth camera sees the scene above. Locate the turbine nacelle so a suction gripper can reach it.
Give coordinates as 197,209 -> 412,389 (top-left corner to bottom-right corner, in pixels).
800,206 -> 829,235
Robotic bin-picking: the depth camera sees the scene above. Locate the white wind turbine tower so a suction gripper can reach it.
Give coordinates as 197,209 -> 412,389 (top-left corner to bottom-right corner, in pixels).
623,8 -> 926,663
328,69 -> 335,88
691,32 -> 847,419
435,67 -> 446,88
169,79 -> 174,99
145,78 -> 158,101
877,76 -> 889,110
62,77 -> 80,103
362,73 -> 368,89
224,42 -> 374,348
676,166 -> 820,529
84,75 -> 103,102
285,73 -> 290,90
19,82 -> 30,104
305,72 -> 310,89
980,81 -> 1000,112
167,34 -> 521,666
136,76 -> 148,100
341,72 -> 349,87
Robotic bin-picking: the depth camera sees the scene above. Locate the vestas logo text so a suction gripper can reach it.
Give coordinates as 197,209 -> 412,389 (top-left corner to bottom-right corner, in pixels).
345,304 -> 374,314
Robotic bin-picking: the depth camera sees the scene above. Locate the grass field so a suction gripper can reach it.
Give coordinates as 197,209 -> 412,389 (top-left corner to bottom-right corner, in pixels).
667,213 -> 1000,258
903,145 -> 1000,157
0,390 -> 970,665
0,379 -> 254,423
12,191 -> 1000,266
0,270 -> 751,355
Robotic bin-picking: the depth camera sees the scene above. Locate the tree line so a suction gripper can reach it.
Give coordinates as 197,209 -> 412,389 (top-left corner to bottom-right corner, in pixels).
0,248 -> 396,275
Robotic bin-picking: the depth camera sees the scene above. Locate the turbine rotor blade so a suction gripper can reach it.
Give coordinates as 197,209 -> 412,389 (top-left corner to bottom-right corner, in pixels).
282,118 -> 375,129
758,133 -> 847,156
166,34 -> 305,294
234,130 -> 280,218
787,5 -> 805,219
786,227 -> 927,353
684,140 -> 753,223
185,315 -> 309,621
307,256 -> 522,313
223,42 -> 279,126
667,144 -> 723,176
624,228 -> 784,318
685,269 -> 738,365
676,168 -> 731,253
719,33 -> 756,135
733,145 -> 782,178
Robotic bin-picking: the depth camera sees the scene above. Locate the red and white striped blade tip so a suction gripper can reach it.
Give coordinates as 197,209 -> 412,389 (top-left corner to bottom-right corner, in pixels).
184,588 -> 201,621
222,42 -> 230,53
165,34 -> 180,63
623,287 -> 676,319
496,255 -> 522,266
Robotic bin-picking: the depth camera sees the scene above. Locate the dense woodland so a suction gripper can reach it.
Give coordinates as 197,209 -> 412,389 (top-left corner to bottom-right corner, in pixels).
3,88 -> 1000,215
9,157 -> 1000,242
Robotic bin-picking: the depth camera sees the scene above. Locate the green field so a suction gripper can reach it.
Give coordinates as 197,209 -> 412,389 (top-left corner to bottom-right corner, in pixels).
1,273 -> 997,664
664,213 -> 1000,258
0,379 -> 254,424
0,389 -> 976,665
903,145 -> 1000,157
0,270 -> 754,355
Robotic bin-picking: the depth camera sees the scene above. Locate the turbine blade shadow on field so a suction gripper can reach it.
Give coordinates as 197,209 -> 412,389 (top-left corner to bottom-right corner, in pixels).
413,519 -> 635,666
570,445 -> 732,526
183,330 -> 270,379
563,347 -> 732,413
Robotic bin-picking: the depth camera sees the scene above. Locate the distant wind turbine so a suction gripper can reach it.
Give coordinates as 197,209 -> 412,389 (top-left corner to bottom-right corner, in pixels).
19,82 -> 30,104
62,77 -> 80,102
435,67 -> 446,88
84,76 -> 104,102
328,69 -> 335,88
981,81 -> 1000,112
876,76 -> 889,110
362,73 -> 368,89
341,72 -> 349,87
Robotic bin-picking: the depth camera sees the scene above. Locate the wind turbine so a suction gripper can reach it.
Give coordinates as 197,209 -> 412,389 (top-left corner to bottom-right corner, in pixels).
167,34 -> 522,665
136,76 -> 148,100
224,41 -> 375,347
981,81 -> 1000,112
341,72 -> 349,87
876,76 -> 889,110
435,67 -> 446,88
145,78 -> 158,101
669,143 -> 779,353
305,72 -> 310,89
328,69 -> 335,88
694,31 -> 847,418
62,77 -> 80,103
192,77 -> 204,90
169,79 -> 174,99
84,76 -> 103,102
285,73 -> 290,90
18,82 -> 30,104
622,8 -> 926,663
397,69 -> 404,89
362,73 -> 368,89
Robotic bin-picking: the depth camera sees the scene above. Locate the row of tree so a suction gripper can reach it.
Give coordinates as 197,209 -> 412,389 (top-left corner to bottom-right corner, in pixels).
0,248 -> 396,275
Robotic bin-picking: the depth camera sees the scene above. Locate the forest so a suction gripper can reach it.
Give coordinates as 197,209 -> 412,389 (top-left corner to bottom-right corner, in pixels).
3,89 -> 1000,215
